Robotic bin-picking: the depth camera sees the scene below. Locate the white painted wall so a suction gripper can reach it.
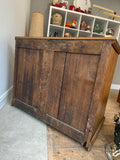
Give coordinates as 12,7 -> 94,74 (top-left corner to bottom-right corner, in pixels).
0,0 -> 31,109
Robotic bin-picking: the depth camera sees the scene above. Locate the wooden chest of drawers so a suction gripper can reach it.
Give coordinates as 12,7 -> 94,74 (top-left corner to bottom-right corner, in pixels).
117,90 -> 120,103
12,37 -> 120,150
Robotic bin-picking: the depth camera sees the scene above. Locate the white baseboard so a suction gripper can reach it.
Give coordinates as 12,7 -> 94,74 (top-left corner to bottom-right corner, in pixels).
0,86 -> 13,110
111,84 -> 120,90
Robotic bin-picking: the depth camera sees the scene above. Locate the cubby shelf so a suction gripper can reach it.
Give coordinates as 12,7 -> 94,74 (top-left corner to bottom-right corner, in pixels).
47,6 -> 120,43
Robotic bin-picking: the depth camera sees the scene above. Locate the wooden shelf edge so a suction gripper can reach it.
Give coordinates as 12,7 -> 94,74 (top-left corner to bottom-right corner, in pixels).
15,36 -> 117,40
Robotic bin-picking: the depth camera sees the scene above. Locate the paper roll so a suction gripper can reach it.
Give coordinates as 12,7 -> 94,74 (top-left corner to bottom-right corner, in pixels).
29,12 -> 44,37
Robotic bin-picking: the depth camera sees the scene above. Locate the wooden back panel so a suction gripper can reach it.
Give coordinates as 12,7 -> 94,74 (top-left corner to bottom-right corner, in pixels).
13,37 -> 120,149
58,53 -> 100,132
15,48 -> 54,113
117,90 -> 120,103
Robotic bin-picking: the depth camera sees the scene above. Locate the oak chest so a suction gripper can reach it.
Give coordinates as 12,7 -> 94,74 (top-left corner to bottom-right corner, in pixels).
12,37 -> 120,150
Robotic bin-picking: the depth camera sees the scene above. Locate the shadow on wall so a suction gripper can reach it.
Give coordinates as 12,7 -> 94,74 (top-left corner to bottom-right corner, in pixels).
0,40 -> 14,108
7,43 -> 15,90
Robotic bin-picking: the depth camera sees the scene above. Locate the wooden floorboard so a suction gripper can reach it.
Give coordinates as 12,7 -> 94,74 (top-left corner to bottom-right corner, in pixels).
47,89 -> 120,160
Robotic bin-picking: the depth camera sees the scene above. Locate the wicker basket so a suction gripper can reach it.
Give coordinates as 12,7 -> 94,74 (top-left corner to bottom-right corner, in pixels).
29,12 -> 44,37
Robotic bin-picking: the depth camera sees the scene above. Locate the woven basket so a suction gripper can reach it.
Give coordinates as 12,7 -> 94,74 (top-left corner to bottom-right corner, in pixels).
29,12 -> 44,37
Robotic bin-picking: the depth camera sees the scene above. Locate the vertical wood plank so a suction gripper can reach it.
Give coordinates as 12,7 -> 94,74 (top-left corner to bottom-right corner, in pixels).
47,52 -> 66,118
15,48 -> 26,102
58,53 -> 100,132
117,90 -> 120,103
38,50 -> 54,113
15,48 -> 41,107
12,46 -> 19,104
15,48 -> 54,113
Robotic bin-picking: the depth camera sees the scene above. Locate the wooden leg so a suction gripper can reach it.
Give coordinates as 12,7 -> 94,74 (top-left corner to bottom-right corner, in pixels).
117,90 -> 120,103
85,117 -> 105,151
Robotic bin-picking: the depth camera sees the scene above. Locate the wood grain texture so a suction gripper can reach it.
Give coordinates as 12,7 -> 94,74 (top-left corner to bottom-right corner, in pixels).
15,36 -> 117,40
47,52 -> 66,118
12,37 -> 120,150
85,41 -> 118,146
14,48 -> 54,113
46,114 -> 85,145
13,98 -> 46,122
12,46 -> 19,105
117,90 -> 120,103
47,90 -> 119,160
15,48 -> 41,107
38,50 -> 54,113
58,53 -> 100,132
15,39 -> 103,55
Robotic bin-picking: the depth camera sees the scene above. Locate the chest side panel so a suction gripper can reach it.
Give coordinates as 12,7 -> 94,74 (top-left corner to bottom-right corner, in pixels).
14,48 -> 54,113
58,53 -> 100,132
15,48 -> 41,107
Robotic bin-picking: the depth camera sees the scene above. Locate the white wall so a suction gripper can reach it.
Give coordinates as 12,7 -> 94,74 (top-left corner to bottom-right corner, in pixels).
0,0 -> 31,109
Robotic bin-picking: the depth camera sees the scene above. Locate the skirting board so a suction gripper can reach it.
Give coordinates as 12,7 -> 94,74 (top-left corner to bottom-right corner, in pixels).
111,84 -> 120,90
0,86 -> 13,110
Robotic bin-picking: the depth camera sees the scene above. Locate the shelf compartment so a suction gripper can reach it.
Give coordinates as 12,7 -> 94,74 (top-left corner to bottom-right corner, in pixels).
106,21 -> 120,37
64,28 -> 78,37
49,25 -> 64,37
65,11 -> 81,29
93,33 -> 105,37
51,7 -> 66,26
80,15 -> 94,32
93,18 -> 107,35
79,31 -> 92,37
65,27 -> 78,31
50,24 -> 64,29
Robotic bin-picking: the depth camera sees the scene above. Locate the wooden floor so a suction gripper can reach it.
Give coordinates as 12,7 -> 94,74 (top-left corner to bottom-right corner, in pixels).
47,89 -> 120,160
